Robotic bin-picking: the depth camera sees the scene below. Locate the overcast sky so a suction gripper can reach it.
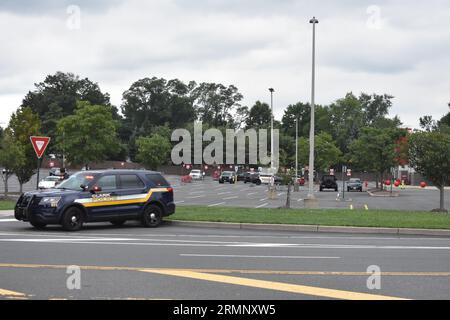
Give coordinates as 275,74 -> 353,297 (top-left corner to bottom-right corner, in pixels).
1,0 -> 449,128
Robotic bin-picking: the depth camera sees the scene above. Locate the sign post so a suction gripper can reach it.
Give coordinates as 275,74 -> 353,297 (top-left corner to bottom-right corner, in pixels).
30,136 -> 51,190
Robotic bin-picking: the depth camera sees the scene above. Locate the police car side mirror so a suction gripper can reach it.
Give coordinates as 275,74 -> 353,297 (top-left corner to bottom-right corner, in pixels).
80,184 -> 88,192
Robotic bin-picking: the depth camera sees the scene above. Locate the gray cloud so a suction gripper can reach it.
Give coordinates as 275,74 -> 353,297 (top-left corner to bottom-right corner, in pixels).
0,0 -> 124,14
0,0 -> 449,129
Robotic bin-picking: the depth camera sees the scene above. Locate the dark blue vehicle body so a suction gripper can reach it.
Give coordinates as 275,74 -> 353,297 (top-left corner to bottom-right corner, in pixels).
14,170 -> 175,230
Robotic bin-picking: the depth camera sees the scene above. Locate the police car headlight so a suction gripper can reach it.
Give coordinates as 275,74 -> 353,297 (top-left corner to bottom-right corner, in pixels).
39,197 -> 61,207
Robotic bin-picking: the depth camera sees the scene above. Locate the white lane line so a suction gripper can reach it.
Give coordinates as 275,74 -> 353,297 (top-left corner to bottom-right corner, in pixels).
188,191 -> 204,195
175,201 -> 185,204
180,254 -> 340,259
208,202 -> 226,207
223,196 -> 238,200
259,198 -> 268,202
186,195 -> 205,199
217,192 -> 231,195
0,219 -> 16,223
256,203 -> 268,208
297,198 -> 304,202
1,231 -> 448,242
277,193 -> 284,196
1,238 -> 450,250
246,192 -> 257,196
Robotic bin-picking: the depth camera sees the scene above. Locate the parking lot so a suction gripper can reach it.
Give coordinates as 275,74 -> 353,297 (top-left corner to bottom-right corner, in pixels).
166,176 -> 450,211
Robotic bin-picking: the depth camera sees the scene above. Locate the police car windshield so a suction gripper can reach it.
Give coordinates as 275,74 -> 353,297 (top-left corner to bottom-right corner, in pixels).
56,172 -> 98,190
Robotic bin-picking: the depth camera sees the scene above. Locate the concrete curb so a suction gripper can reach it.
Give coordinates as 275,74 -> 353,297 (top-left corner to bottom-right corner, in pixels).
367,190 -> 400,197
166,220 -> 450,237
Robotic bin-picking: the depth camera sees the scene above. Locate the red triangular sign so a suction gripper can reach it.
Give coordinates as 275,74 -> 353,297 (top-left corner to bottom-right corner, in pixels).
30,136 -> 51,159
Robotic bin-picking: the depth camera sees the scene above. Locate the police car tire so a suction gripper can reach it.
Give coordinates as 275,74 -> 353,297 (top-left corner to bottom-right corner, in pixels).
142,205 -> 162,228
62,207 -> 84,231
30,221 -> 46,229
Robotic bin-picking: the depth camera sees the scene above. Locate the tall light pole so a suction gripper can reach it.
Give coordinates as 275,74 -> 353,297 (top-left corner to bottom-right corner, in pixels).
307,16 -> 318,199
295,118 -> 298,178
269,88 -> 275,173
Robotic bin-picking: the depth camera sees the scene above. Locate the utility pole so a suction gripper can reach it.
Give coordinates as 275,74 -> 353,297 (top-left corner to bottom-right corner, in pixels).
269,88 -> 275,173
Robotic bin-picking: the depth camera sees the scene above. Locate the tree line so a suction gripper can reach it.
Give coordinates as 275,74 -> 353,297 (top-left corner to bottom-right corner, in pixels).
0,72 -> 449,210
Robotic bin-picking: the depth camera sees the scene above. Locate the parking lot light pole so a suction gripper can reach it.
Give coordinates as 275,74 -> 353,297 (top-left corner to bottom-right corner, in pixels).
307,16 -> 318,200
295,118 -> 298,178
269,88 -> 275,173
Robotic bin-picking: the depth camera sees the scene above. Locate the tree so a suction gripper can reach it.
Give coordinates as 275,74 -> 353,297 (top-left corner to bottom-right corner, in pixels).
298,133 -> 342,173
191,83 -> 243,128
281,102 -> 330,138
122,77 -> 196,139
0,134 -> 26,196
22,72 -> 112,143
409,131 -> 450,212
136,134 -> 171,170
56,101 -> 120,168
329,93 -> 364,154
348,127 -> 405,189
245,101 -> 271,129
419,115 -> 437,132
359,93 -> 393,126
6,107 -> 42,192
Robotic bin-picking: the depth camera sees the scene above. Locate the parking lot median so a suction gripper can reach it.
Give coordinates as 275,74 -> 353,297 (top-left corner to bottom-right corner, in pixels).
169,206 -> 450,232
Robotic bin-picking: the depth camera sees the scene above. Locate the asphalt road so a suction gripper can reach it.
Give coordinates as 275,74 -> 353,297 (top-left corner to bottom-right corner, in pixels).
167,177 -> 450,211
0,212 -> 449,300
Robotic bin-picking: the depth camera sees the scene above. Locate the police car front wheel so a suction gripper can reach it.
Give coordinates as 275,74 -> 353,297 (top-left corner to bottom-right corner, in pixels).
62,207 -> 84,231
142,205 -> 162,228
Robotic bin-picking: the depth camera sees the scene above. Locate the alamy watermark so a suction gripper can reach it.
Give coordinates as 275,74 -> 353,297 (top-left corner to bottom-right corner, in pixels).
66,5 -> 81,30
171,122 -> 280,171
366,265 -> 381,290
366,5 -> 383,30
66,265 -> 81,290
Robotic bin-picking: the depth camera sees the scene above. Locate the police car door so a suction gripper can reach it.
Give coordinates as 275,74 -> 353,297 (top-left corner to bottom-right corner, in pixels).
116,174 -> 147,218
88,174 -> 119,220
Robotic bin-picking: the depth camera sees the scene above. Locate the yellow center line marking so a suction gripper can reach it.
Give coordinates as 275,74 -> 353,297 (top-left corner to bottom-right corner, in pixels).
0,263 -> 449,277
0,288 -> 27,297
141,269 -> 407,300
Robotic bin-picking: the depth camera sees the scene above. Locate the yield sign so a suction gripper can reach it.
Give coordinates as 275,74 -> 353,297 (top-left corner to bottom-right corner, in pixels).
30,136 -> 51,159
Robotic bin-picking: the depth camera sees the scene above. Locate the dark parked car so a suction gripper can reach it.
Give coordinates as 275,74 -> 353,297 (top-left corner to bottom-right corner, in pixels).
320,175 -> 338,192
237,172 -> 248,181
347,178 -> 363,192
244,172 -> 261,185
219,171 -> 237,184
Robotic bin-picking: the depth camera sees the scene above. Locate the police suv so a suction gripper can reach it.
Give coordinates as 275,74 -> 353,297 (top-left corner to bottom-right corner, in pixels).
14,170 -> 175,231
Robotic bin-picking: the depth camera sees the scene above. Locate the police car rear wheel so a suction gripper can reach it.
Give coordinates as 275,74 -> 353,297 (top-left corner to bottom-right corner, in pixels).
62,207 -> 84,231
142,205 -> 162,228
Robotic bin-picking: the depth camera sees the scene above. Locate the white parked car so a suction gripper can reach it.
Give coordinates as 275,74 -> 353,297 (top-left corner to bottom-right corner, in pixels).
189,169 -> 204,180
38,176 -> 61,189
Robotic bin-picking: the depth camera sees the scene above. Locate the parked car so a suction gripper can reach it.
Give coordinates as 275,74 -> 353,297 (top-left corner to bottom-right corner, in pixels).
49,168 -> 62,176
347,178 -> 363,192
219,171 -> 236,184
189,169 -> 204,180
38,176 -> 61,189
236,172 -> 248,181
15,170 -> 175,231
258,174 -> 283,185
320,175 -> 338,192
244,172 -> 260,184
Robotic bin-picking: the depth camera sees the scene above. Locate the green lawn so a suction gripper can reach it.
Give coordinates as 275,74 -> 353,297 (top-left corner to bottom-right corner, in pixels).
0,200 -> 15,210
169,206 -> 450,230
